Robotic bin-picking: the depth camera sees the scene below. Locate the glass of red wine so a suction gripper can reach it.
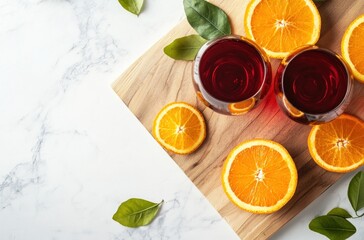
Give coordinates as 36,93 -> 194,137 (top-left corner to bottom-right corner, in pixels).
193,35 -> 272,115
275,46 -> 353,125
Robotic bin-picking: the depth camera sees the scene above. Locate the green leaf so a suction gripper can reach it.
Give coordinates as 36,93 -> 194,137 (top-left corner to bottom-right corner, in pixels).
327,208 -> 352,218
348,171 -> 364,213
309,215 -> 356,240
118,0 -> 144,16
164,35 -> 207,60
112,198 -> 163,228
183,0 -> 231,40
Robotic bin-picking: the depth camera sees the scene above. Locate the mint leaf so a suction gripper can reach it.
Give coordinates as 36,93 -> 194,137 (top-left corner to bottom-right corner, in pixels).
112,198 -> 163,228
348,171 -> 364,213
164,35 -> 207,60
183,0 -> 231,40
327,208 -> 352,219
118,0 -> 144,16
309,215 -> 356,240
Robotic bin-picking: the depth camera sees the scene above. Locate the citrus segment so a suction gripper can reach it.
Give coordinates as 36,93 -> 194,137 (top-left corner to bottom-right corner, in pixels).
341,14 -> 364,83
282,96 -> 304,118
222,139 -> 298,214
228,98 -> 256,115
196,91 -> 210,107
153,102 -> 206,154
245,0 -> 321,59
308,114 -> 364,172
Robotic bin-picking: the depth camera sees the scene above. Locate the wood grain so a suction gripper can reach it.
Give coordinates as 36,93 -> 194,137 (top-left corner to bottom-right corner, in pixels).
112,0 -> 364,239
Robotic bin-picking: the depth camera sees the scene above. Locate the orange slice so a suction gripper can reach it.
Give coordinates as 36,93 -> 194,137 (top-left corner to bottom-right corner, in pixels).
308,114 -> 364,173
228,98 -> 256,115
153,102 -> 206,154
341,14 -> 364,83
196,91 -> 210,107
222,139 -> 298,214
245,0 -> 321,59
282,96 -> 304,118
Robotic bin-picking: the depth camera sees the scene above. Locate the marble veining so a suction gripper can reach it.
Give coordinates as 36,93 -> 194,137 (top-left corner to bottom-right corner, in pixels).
0,0 -> 239,239
1,0 -> 122,209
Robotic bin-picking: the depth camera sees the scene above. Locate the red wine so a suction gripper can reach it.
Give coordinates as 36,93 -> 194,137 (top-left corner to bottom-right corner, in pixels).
278,49 -> 349,114
198,38 -> 268,102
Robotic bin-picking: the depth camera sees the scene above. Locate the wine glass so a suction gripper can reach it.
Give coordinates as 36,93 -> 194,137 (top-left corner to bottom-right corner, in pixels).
193,35 -> 272,115
274,45 -> 353,125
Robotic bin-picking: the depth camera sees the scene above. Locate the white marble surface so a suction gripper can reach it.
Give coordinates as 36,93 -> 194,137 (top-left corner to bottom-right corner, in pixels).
0,0 -> 363,239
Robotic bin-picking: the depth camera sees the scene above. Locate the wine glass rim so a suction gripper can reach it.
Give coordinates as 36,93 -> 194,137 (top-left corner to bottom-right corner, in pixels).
193,34 -> 271,104
281,46 -> 353,116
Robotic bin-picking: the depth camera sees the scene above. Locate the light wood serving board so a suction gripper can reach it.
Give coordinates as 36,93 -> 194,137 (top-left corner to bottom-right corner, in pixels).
113,0 -> 364,239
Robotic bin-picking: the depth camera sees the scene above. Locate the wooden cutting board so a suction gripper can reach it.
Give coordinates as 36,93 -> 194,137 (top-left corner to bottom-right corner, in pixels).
113,0 -> 364,239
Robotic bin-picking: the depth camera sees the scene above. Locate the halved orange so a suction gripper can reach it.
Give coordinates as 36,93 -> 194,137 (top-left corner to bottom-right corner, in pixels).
153,102 -> 206,154
341,14 -> 364,83
308,114 -> 364,173
244,0 -> 321,59
222,139 -> 298,214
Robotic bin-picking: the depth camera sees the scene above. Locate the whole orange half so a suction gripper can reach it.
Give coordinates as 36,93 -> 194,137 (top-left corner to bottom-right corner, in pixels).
245,0 -> 321,59
308,114 -> 364,172
222,139 -> 298,214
